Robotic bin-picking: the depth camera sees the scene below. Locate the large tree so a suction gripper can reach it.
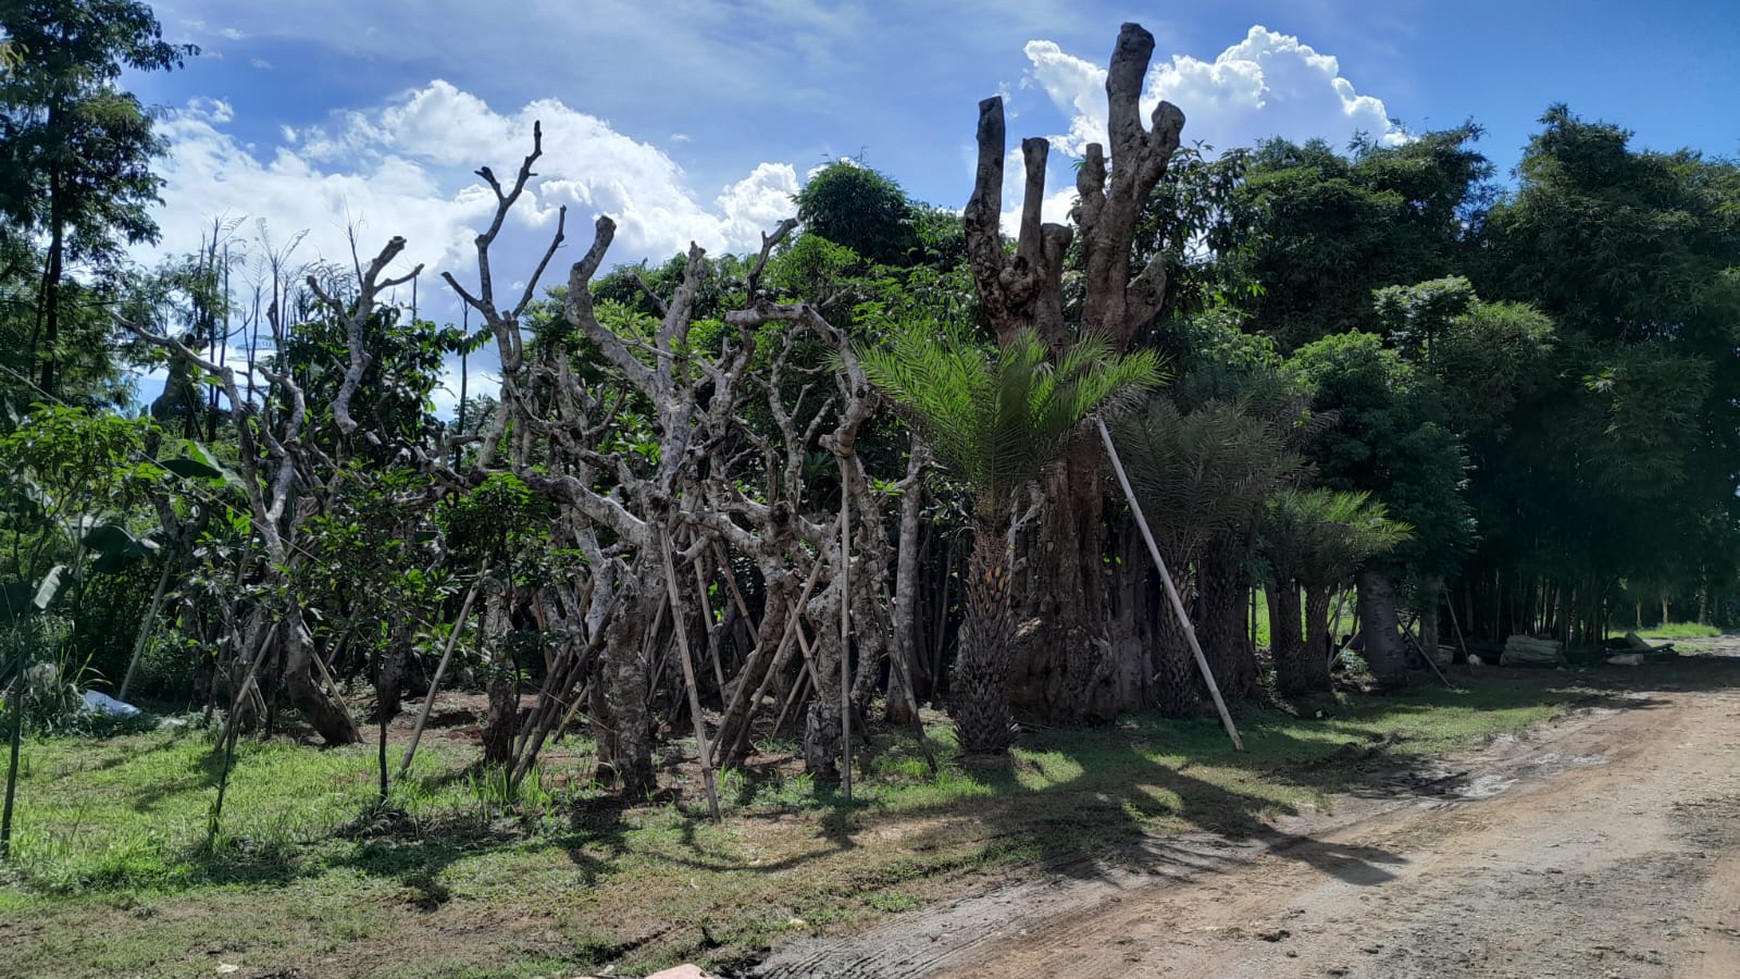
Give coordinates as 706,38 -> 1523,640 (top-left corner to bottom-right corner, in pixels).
963,22 -> 1192,722
0,0 -> 192,399
860,328 -> 1157,753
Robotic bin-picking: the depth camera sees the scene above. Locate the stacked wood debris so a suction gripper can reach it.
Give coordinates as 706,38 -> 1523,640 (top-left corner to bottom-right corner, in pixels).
1500,635 -> 1565,667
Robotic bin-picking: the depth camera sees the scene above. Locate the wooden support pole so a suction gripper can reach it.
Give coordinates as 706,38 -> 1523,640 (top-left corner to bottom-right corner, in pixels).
400,566 -> 487,776
713,550 -> 828,768
693,556 -> 728,694
661,529 -> 722,820
1097,418 -> 1244,751
839,459 -> 853,799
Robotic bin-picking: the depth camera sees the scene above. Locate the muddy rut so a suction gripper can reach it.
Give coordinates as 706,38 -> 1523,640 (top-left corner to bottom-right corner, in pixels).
757,683 -> 1740,978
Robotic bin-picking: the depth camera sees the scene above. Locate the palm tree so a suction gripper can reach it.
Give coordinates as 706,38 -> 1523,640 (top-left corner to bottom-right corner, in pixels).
860,327 -> 1159,754
1114,397 -> 1303,714
1260,489 -> 1410,695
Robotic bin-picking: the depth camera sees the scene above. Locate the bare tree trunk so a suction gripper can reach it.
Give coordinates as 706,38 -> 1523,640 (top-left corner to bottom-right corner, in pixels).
962,23 -> 1188,728
1358,569 -> 1408,684
598,572 -> 659,795
281,614 -> 359,744
954,522 -> 1017,755
1300,584 -> 1334,693
1151,566 -> 1199,716
1269,581 -> 1310,696
886,444 -> 928,724
480,591 -> 519,766
802,586 -> 844,782
1198,536 -> 1257,702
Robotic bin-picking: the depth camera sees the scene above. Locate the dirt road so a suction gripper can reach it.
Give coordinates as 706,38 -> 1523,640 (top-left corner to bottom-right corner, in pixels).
759,681 -> 1740,978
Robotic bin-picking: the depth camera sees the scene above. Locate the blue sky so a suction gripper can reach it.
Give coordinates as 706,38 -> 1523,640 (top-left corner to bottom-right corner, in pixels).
119,0 -> 1738,407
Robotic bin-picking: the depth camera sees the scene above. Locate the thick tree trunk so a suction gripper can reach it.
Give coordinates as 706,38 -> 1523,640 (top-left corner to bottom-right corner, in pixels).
1198,537 -> 1257,703
1268,581 -> 1310,696
282,614 -> 360,745
595,570 -> 658,795
1358,568 -> 1408,683
954,523 -> 1017,755
480,592 -> 520,766
1005,450 -> 1125,723
1151,567 -> 1198,717
802,585 -> 844,782
1300,584 -> 1334,693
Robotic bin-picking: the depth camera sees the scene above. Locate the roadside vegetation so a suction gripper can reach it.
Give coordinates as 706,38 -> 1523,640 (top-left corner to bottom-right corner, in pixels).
2,669 -> 1607,978
4,4 -> 1740,978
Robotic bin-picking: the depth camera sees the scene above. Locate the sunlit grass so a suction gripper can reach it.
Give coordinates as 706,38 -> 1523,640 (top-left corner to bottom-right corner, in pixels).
2,664 -> 1722,978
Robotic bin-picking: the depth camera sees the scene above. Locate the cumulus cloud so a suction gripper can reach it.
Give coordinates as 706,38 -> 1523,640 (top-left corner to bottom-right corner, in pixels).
151,80 -> 800,288
1024,25 -> 1405,158
143,81 -> 801,416
1000,25 -> 1404,233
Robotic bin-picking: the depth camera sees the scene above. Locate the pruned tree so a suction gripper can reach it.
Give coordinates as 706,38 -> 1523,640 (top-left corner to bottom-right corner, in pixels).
963,22 -> 1192,722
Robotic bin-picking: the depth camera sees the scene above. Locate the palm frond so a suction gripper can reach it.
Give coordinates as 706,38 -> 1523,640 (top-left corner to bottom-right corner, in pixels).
859,327 -> 1161,516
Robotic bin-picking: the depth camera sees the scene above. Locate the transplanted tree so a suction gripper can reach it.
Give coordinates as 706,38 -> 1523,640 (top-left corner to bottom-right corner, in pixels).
0,0 -> 194,399
962,22 -> 1195,723
1113,396 -> 1300,713
859,327 -> 1158,754
1260,488 -> 1410,695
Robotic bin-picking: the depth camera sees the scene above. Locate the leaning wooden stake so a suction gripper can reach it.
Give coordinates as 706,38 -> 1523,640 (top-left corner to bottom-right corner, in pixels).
399,565 -> 488,776
1097,418 -> 1244,751
1445,586 -> 1473,665
660,530 -> 722,820
839,459 -> 853,800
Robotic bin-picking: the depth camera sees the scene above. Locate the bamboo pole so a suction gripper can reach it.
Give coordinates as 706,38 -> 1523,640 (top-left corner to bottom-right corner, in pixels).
1097,418 -> 1244,751
399,565 -> 488,775
660,529 -> 721,820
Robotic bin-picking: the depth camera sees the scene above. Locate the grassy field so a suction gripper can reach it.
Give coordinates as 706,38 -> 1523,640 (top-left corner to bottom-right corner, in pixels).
1,664 -> 1725,979
1633,620 -> 1724,640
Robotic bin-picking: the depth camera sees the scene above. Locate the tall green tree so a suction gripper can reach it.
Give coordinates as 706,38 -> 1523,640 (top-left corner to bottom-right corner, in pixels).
1468,106 -> 1740,642
860,327 -> 1158,754
0,0 -> 193,399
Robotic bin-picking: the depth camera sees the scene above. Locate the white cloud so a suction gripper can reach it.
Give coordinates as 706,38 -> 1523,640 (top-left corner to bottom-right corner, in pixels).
1000,25 -> 1405,234
1024,25 -> 1405,158
182,96 -> 235,125
151,80 -> 800,296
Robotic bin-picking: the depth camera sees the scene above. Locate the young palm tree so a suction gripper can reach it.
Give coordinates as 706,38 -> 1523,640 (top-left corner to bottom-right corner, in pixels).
859,327 -> 1159,754
1113,398 -> 1303,714
1260,488 -> 1411,695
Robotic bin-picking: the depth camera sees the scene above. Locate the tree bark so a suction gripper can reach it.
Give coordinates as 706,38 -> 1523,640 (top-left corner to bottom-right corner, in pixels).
1300,584 -> 1335,693
1358,568 -> 1408,683
954,522 -> 1017,754
1151,567 -> 1199,716
282,614 -> 359,744
1268,581 -> 1310,696
1198,536 -> 1258,703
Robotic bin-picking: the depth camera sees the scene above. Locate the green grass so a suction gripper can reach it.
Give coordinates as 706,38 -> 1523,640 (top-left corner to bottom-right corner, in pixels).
1632,620 -> 1724,640
3,661 -> 1731,979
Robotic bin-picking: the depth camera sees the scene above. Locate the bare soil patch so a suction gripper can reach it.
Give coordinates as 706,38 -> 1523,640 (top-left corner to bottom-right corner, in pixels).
757,682 -> 1740,978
